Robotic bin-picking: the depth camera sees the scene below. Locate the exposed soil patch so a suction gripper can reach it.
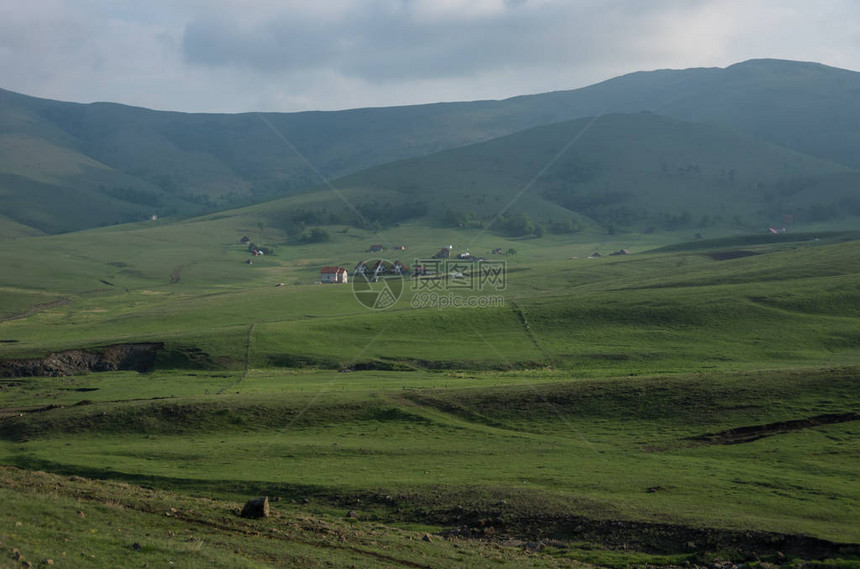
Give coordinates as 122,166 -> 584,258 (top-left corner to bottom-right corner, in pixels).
0,343 -> 164,378
436,511 -> 858,560
688,412 -> 860,446
338,491 -> 860,560
706,250 -> 761,261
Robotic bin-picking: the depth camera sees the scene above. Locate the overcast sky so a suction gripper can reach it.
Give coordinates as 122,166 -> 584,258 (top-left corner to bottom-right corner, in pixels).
2,0 -> 858,113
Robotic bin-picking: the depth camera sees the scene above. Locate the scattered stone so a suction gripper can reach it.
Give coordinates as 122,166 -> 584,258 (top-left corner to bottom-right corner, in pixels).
241,496 -> 269,519
131,543 -> 142,551
271,496 -> 281,502
346,510 -> 359,519
646,486 -> 665,493
301,498 -> 310,505
422,533 -> 433,542
44,559 -> 55,565
76,510 -> 86,518
22,561 -> 32,568
12,550 -> 23,561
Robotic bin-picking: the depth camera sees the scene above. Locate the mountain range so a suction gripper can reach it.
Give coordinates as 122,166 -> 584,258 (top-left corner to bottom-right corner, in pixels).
1,58 -> 859,236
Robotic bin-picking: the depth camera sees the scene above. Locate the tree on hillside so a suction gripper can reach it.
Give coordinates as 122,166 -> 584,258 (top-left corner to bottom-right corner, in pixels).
302,228 -> 331,243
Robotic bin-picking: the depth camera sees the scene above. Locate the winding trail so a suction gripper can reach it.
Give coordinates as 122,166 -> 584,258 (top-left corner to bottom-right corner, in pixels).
509,299 -> 554,366
0,298 -> 70,323
218,321 -> 256,394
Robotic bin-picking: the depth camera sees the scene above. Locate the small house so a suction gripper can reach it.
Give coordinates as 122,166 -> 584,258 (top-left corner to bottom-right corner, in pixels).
392,260 -> 410,275
320,266 -> 348,284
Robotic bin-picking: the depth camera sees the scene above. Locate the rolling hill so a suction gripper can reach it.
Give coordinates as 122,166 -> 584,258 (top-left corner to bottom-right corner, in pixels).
2,58 -> 860,235
268,112 -> 858,236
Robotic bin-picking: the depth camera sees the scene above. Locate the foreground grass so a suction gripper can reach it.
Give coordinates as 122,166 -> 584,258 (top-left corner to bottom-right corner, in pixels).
0,466 -> 594,569
2,367 -> 858,555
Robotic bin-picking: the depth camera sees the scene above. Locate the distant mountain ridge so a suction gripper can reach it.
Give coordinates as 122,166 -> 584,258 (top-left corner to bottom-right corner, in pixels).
1,58 -> 859,235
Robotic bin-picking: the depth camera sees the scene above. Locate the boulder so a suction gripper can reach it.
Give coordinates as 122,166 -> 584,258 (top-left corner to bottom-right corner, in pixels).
241,496 -> 269,519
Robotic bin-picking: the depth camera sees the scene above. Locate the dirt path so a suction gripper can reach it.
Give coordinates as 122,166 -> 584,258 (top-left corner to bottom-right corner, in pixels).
0,298 -> 69,323
509,300 -> 553,366
218,321 -> 256,394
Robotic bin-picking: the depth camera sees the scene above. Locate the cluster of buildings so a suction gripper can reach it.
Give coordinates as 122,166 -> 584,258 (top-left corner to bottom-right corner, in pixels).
320,243 -> 506,284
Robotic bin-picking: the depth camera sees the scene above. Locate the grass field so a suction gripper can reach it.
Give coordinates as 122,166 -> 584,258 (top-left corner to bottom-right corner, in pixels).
0,213 -> 858,567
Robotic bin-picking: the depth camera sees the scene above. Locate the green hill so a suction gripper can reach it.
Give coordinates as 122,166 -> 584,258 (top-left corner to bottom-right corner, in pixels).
297,112 -> 857,235
2,58 -> 860,235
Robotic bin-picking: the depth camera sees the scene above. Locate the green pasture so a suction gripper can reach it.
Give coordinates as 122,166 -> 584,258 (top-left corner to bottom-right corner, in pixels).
0,216 -> 858,567
1,367 -> 858,548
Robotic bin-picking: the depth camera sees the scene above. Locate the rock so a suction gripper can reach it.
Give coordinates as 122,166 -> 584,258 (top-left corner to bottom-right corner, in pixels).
422,533 -> 433,542
76,510 -> 86,517
12,551 -> 23,561
346,510 -> 359,519
131,543 -> 142,551
240,496 -> 269,519
44,559 -> 55,565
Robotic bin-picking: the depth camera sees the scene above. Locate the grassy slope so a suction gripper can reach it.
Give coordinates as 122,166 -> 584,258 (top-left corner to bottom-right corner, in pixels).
0,466 -> 584,569
323,112 -> 856,230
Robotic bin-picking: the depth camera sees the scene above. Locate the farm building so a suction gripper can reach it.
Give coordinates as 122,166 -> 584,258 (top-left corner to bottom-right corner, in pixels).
320,266 -> 349,283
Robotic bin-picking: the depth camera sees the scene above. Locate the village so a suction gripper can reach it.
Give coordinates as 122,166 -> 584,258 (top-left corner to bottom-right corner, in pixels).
317,243 -> 512,284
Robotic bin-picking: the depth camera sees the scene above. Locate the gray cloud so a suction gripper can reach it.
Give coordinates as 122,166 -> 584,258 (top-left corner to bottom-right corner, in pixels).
180,1 -> 697,81
1,1 -> 859,112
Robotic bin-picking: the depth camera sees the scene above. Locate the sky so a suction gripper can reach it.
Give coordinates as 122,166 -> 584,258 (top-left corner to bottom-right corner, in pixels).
1,0 -> 859,114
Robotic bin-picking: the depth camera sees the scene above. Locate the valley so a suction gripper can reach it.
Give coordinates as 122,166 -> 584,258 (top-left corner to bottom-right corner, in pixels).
0,59 -> 859,568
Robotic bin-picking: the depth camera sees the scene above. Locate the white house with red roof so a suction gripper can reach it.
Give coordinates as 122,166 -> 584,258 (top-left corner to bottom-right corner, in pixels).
320,266 -> 349,283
